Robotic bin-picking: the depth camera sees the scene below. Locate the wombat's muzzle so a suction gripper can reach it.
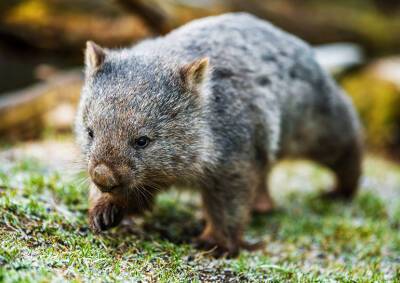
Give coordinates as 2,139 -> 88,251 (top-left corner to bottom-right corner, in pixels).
90,163 -> 120,193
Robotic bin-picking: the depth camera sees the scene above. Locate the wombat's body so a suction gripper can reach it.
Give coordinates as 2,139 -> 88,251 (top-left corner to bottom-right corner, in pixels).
76,13 -> 362,256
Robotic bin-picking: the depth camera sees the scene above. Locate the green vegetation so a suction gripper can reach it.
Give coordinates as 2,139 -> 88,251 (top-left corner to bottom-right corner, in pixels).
0,155 -> 400,282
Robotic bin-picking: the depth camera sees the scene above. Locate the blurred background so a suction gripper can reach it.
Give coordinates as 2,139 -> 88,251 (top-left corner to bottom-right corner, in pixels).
0,0 -> 399,159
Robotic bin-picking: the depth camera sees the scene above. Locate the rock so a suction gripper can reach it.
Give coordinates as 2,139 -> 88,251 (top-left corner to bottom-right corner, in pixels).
0,139 -> 79,171
366,57 -> 400,88
314,43 -> 364,75
44,103 -> 77,132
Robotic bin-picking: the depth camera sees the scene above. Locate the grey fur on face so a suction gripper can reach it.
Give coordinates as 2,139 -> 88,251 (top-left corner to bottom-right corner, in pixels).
76,13 -> 363,255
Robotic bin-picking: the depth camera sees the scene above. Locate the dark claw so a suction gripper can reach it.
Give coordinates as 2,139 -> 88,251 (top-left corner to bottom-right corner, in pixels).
194,238 -> 238,258
93,215 -> 103,233
111,205 -> 118,224
102,206 -> 110,227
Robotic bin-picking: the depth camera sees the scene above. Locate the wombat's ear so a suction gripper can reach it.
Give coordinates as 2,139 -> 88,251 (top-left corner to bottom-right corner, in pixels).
85,41 -> 106,71
180,57 -> 209,90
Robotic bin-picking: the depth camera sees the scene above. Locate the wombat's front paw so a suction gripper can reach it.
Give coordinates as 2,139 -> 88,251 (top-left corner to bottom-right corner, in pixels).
89,202 -> 123,233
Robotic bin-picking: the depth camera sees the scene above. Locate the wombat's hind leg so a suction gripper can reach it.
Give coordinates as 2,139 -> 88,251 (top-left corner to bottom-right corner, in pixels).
322,140 -> 362,200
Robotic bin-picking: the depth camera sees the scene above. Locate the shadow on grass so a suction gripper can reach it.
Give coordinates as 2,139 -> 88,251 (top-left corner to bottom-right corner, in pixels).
141,199 -> 204,244
108,190 -> 359,246
108,188 -> 390,246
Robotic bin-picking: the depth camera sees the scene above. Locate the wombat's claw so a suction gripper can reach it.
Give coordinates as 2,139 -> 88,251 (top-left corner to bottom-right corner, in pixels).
194,237 -> 238,258
90,203 -> 123,233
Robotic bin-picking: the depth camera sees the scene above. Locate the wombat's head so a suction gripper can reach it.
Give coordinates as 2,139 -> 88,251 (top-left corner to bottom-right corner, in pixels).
76,41 -> 213,194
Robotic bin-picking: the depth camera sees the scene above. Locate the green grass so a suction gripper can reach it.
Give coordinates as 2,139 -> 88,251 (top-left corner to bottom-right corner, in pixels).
1,153 -> 400,282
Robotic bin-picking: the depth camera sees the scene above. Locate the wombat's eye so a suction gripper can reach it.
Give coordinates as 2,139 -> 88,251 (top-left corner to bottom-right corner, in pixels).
134,136 -> 150,149
87,128 -> 94,139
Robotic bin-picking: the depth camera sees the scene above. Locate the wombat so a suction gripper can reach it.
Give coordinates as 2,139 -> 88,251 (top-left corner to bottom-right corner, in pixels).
76,13 -> 363,256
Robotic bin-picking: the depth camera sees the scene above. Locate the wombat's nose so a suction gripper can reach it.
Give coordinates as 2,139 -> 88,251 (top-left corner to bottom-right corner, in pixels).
90,164 -> 119,192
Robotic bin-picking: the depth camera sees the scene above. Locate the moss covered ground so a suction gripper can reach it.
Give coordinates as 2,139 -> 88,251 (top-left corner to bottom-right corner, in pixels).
0,141 -> 399,282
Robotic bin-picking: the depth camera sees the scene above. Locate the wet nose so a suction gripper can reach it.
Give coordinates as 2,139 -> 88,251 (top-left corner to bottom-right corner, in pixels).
90,163 -> 119,192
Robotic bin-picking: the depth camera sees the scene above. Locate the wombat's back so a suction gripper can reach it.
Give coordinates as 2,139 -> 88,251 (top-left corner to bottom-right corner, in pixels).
134,12 -> 314,79
132,13 -> 361,162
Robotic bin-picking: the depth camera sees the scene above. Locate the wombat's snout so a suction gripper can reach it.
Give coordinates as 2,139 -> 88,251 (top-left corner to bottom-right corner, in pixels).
90,163 -> 119,192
